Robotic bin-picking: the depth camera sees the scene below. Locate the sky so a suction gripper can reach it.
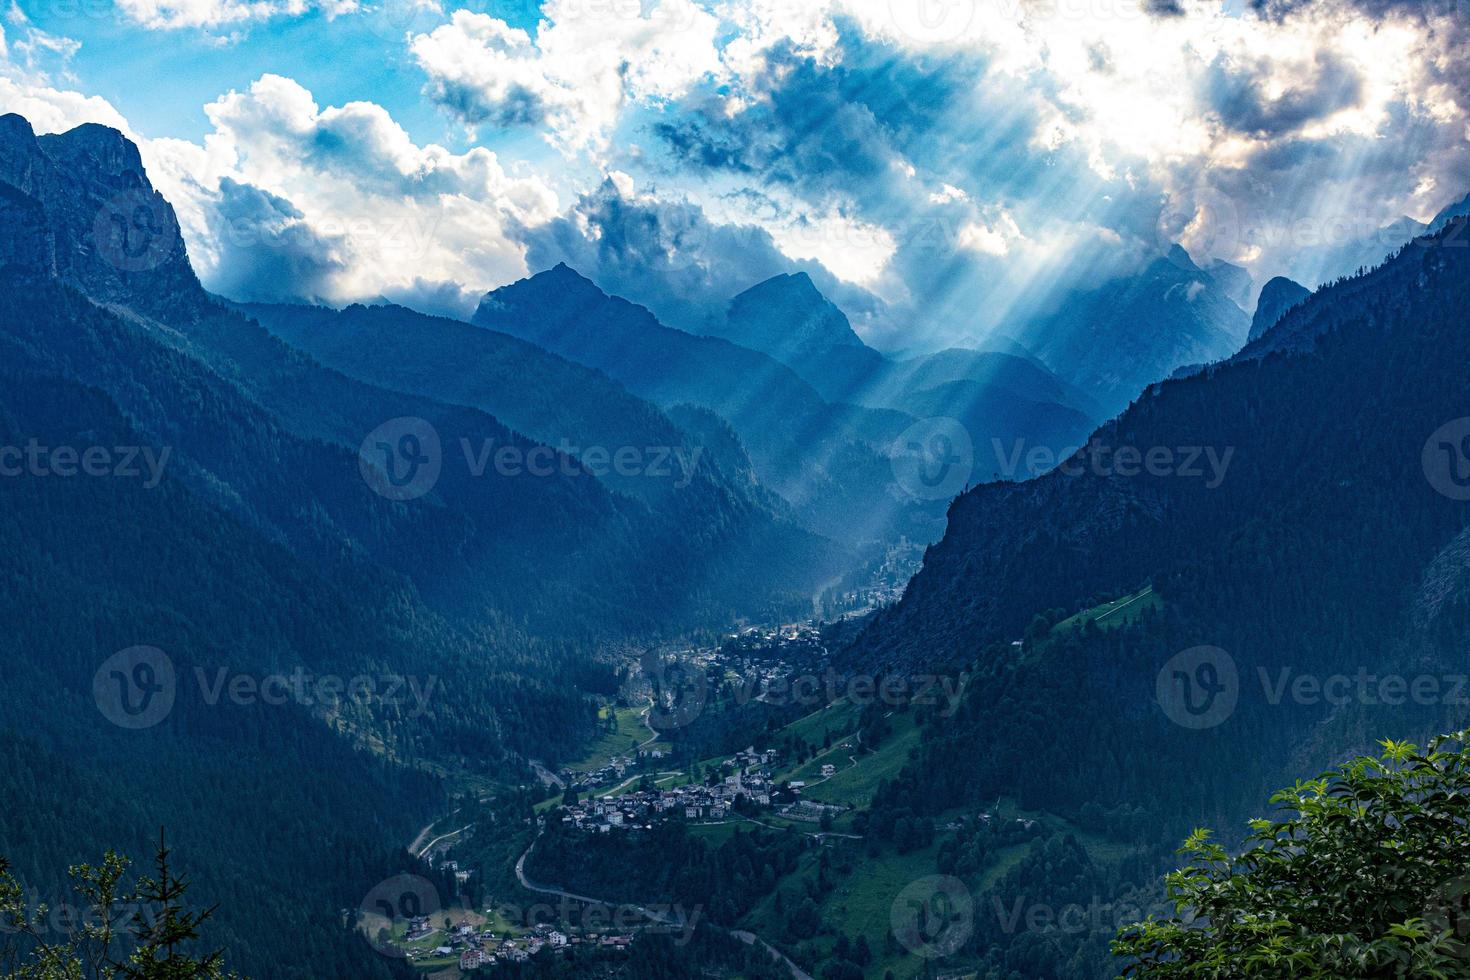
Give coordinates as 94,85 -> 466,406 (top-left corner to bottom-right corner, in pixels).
2,0 -> 1468,350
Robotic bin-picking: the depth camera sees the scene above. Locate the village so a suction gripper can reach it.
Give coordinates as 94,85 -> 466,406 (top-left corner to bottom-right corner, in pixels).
561,746 -> 798,830
398,910 -> 635,973
374,615 -> 865,974
554,736 -> 853,837
550,619 -> 832,798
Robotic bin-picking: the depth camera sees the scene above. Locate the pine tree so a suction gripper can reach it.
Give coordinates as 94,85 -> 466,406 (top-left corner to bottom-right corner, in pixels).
119,830 -> 229,980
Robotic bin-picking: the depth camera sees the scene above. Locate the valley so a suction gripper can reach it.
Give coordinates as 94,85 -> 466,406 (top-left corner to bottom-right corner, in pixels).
5,29 -> 1470,976
379,592 -> 1156,980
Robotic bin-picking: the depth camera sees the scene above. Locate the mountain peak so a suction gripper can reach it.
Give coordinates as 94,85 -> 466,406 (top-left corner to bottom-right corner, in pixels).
1165,243 -> 1202,275
473,261 -> 671,340
0,113 -> 36,143
0,112 -> 204,318
1247,276 -> 1311,342
535,262 -> 600,291
718,271 -> 867,361
1430,190 -> 1470,233
741,270 -> 822,304
38,123 -> 146,181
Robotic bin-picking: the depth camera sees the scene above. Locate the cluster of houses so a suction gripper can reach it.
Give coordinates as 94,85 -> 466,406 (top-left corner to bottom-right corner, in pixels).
819,537 -> 924,619
402,916 -> 632,972
557,747 -> 678,796
773,798 -> 847,824
559,754 -> 639,794
559,747 -> 784,833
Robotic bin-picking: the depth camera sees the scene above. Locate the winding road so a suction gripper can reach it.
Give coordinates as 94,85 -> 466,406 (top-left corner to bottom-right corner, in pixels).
514,834 -> 812,980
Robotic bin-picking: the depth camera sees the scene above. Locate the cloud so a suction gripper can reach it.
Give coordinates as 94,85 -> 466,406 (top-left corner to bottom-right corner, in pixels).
201,176 -> 349,302
409,13 -> 553,129
1202,50 -> 1364,137
519,174 -> 886,334
0,13 -> 131,139
114,0 -> 304,30
154,73 -> 560,311
410,0 -> 723,153
594,0 -> 1470,336
6,0 -> 1470,345
109,0 -> 360,31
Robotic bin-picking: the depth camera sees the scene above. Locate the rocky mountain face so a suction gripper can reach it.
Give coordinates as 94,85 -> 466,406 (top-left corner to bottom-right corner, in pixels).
1015,246 -> 1251,418
712,271 -> 869,360
0,114 -> 205,320
1247,276 -> 1311,342
474,264 -> 1103,544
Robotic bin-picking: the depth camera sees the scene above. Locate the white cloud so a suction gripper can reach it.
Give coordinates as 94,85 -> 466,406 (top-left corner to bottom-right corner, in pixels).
956,220 -> 1009,257
767,207 -> 894,286
160,73 -> 560,309
5,0 -> 1470,344
0,74 -> 129,133
107,0 -> 364,32
0,14 -> 130,134
411,0 -> 723,153
114,0 -> 305,29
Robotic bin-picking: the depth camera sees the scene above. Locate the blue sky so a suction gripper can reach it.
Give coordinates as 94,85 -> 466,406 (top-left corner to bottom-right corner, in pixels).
3,0 -> 1468,350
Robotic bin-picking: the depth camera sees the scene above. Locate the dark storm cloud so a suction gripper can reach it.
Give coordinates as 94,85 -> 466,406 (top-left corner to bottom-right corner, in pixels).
1202,51 -> 1363,137
205,177 -> 349,303
518,178 -> 884,334
1249,0 -> 1470,100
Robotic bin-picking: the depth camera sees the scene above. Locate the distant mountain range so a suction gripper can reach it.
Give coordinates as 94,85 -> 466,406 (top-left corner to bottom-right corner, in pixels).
0,110 -> 853,977
1012,245 -> 1252,418
1292,190 -> 1470,287
473,263 -> 1102,545
14,105 -> 1461,980
845,212 -> 1470,870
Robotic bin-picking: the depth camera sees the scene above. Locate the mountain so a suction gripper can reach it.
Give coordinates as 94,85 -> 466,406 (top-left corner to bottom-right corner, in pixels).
706,273 -> 1100,438
0,362 -> 446,980
1204,257 -> 1253,309
472,263 -> 944,545
845,215 -> 1470,859
233,299 -> 840,603
0,113 -> 839,634
709,271 -> 869,361
1013,246 -> 1250,417
473,266 -> 1104,547
700,271 -> 886,399
1247,275 -> 1311,342
1429,190 -> 1470,234
0,110 -> 843,977
1292,191 -> 1468,287
0,111 -> 616,979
